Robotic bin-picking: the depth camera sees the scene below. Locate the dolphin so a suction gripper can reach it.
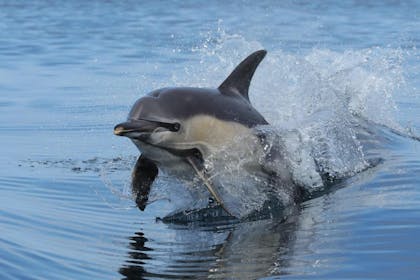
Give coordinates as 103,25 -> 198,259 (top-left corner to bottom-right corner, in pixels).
114,50 -> 299,218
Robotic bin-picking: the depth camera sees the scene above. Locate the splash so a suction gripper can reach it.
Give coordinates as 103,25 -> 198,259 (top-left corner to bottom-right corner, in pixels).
95,30 -> 416,219
154,31 -> 415,218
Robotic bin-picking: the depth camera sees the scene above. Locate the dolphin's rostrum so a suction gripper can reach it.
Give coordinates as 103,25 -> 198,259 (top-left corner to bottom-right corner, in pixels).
114,50 -> 293,218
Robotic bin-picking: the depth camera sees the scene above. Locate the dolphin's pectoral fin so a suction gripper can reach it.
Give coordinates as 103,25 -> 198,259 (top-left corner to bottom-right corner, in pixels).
131,154 -> 158,211
218,49 -> 267,102
186,156 -> 236,218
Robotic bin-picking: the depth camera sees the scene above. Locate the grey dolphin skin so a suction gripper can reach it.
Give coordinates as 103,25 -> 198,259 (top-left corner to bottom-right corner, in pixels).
114,50 -> 271,217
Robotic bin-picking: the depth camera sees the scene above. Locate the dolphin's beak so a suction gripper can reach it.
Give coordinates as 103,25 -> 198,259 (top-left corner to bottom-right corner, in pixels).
113,120 -> 155,137
114,119 -> 180,138
113,123 -> 128,136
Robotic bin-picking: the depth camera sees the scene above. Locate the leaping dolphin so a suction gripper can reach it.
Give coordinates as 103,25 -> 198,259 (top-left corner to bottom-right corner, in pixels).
114,50 -> 298,218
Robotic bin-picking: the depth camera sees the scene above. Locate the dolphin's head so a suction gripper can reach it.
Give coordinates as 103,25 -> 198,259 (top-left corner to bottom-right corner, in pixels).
114,50 -> 268,161
114,89 -> 179,142
114,88 -> 203,158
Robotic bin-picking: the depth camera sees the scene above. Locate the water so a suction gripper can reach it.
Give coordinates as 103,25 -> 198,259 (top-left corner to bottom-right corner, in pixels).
1,1 -> 420,279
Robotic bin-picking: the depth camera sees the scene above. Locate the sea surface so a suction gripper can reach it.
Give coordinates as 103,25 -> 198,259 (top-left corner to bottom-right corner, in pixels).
1,1 -> 420,279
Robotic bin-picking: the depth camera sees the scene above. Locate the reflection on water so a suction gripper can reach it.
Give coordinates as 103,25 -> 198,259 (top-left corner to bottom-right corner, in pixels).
120,232 -> 152,279
119,210 -> 300,279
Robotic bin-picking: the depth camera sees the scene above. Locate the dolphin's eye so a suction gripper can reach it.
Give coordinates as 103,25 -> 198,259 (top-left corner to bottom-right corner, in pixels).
172,122 -> 180,132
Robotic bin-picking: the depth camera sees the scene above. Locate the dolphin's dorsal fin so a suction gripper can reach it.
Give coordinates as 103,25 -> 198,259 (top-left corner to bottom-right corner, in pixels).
218,49 -> 267,102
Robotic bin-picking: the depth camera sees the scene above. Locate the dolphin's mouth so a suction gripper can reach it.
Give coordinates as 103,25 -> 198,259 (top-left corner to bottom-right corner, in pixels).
114,118 -> 180,137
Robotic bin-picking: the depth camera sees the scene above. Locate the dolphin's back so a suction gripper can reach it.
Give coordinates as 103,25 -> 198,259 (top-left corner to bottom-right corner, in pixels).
129,87 -> 268,128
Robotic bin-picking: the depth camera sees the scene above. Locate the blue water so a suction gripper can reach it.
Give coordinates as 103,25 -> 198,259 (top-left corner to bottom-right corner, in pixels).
1,1 -> 420,279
